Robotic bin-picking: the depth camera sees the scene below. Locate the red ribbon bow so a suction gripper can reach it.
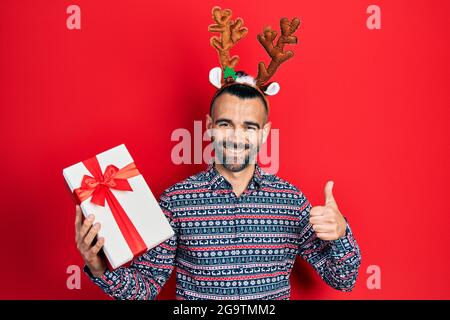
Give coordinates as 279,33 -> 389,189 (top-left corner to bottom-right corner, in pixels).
74,156 -> 147,262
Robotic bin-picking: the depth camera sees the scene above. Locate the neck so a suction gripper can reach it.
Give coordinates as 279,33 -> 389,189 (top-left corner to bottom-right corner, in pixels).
214,161 -> 256,197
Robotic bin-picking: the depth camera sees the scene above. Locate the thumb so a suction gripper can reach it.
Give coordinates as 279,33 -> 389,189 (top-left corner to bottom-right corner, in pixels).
324,180 -> 335,205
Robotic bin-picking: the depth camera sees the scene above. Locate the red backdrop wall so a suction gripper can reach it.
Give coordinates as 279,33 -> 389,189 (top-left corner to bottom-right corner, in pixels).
1,0 -> 449,299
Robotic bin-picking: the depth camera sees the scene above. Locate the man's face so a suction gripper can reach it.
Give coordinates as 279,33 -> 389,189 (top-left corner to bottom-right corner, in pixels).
206,92 -> 271,172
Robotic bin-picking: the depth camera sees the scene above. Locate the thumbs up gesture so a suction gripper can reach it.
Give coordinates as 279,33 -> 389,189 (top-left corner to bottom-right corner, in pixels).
309,181 -> 347,241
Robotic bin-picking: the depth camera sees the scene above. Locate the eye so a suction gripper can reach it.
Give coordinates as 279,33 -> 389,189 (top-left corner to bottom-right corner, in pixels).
218,122 -> 230,127
246,125 -> 257,131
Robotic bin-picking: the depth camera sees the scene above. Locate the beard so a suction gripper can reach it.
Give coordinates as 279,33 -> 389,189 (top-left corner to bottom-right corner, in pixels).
213,137 -> 259,172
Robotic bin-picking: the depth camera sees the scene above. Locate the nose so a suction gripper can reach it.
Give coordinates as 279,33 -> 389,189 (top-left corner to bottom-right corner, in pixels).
224,128 -> 247,147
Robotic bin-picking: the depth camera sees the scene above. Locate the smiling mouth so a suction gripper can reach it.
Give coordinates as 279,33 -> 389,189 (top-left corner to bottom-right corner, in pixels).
224,147 -> 247,153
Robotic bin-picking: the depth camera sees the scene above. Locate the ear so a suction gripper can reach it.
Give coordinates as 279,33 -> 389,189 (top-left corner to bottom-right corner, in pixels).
205,113 -> 213,130
262,121 -> 271,144
263,82 -> 280,96
209,67 -> 223,89
205,113 -> 215,141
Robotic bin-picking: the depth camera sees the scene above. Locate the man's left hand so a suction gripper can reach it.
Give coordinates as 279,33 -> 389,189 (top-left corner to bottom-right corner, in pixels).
309,181 -> 347,241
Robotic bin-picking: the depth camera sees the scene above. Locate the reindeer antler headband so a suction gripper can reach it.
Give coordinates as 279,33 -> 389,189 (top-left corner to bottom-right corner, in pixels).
208,6 -> 300,99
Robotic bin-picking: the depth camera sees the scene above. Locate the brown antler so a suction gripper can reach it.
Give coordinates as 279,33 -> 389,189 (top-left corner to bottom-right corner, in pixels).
208,6 -> 248,71
255,17 -> 300,87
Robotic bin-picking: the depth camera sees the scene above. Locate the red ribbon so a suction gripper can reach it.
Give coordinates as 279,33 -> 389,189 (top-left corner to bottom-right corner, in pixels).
74,156 -> 147,259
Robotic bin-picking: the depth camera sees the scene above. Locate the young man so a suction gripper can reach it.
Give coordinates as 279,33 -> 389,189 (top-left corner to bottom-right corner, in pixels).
75,7 -> 361,300
75,80 -> 362,300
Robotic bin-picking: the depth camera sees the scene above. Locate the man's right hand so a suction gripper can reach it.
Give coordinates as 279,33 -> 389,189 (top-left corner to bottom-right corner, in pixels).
75,205 -> 107,278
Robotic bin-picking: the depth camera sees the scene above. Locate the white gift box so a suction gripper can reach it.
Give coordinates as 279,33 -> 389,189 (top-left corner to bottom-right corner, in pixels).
63,144 -> 175,270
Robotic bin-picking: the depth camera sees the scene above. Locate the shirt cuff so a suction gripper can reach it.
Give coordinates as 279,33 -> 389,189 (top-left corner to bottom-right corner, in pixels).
83,265 -> 114,289
329,219 -> 358,253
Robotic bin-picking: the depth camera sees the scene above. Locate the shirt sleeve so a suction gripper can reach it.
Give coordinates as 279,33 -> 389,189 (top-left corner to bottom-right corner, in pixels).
83,191 -> 178,300
296,195 -> 362,292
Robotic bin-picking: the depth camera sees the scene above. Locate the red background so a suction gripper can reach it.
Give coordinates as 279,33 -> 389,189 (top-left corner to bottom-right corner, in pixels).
1,0 -> 449,299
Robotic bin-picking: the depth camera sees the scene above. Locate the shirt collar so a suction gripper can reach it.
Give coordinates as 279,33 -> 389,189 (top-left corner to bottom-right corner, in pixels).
206,160 -> 264,191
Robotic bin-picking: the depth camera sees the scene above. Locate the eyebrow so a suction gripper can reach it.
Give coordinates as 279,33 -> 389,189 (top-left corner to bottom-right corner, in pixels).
215,118 -> 261,129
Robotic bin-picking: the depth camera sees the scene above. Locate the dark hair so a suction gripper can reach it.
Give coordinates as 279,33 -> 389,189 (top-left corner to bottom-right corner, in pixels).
209,71 -> 269,118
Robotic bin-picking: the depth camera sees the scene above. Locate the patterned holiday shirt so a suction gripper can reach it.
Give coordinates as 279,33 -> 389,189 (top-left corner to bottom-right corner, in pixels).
84,161 -> 362,300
